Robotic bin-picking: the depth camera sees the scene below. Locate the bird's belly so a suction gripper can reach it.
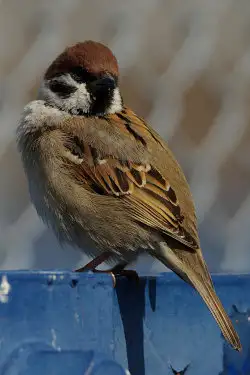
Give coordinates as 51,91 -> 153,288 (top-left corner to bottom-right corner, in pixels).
29,181 -> 102,259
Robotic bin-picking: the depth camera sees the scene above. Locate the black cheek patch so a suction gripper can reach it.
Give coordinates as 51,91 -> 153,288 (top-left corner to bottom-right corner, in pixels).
49,81 -> 77,98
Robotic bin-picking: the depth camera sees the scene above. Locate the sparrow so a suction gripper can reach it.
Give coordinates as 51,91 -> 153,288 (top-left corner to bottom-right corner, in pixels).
17,40 -> 241,351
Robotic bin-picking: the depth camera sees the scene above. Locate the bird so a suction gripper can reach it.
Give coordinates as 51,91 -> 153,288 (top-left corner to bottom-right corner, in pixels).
17,40 -> 241,351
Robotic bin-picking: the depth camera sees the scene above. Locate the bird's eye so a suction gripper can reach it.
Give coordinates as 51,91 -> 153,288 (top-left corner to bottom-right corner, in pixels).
49,81 -> 77,97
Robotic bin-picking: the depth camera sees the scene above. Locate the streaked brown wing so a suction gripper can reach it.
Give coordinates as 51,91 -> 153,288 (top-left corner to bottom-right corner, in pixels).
62,109 -> 199,250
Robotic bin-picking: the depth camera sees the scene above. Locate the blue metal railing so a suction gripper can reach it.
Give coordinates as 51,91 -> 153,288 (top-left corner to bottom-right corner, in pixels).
0,271 -> 249,375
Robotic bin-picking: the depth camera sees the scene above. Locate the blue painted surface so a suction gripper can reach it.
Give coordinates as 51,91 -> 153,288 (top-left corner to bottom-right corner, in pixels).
0,271 -> 249,375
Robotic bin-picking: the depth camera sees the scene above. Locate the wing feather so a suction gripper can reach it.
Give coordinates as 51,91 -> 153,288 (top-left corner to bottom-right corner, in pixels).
63,126 -> 198,250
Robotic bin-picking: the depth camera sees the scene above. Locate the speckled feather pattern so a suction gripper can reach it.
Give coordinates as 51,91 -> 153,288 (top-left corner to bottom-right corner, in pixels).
17,101 -> 198,254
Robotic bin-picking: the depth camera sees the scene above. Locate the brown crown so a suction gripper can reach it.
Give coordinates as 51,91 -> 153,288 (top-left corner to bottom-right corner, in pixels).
45,41 -> 119,79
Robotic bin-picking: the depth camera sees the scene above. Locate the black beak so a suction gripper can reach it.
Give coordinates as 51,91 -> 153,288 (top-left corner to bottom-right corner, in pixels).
90,74 -> 116,90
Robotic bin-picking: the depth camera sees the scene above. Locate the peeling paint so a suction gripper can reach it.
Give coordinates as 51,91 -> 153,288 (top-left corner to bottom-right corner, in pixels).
48,274 -> 57,282
51,328 -> 56,348
74,312 -> 80,323
0,275 -> 11,303
51,328 -> 61,352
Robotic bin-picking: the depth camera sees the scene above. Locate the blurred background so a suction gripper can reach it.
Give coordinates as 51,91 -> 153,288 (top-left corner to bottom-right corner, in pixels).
0,0 -> 250,273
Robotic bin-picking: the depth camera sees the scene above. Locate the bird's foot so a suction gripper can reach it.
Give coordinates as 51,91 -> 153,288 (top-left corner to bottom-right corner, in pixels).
75,267 -> 116,287
90,269 -> 139,287
74,256 -> 139,288
74,252 -> 112,273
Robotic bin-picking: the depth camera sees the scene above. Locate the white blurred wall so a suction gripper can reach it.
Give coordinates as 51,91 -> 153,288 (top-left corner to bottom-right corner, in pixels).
0,0 -> 250,273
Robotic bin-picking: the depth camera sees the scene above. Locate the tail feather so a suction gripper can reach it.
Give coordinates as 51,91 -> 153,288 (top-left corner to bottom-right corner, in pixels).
188,272 -> 242,351
156,243 -> 242,351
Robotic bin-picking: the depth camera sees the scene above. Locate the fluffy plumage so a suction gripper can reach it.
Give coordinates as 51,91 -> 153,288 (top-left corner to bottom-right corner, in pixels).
17,41 -> 241,351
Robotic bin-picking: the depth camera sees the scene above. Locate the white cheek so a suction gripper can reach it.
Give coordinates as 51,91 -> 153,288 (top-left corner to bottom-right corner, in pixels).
67,83 -> 91,114
38,76 -> 91,114
107,87 -> 123,114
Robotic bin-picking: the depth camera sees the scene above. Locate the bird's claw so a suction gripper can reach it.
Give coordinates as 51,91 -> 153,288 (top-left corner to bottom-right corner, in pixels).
110,272 -> 116,287
74,267 -> 139,288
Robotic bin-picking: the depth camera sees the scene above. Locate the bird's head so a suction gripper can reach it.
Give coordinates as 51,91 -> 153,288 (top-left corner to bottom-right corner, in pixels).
39,41 -> 122,116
